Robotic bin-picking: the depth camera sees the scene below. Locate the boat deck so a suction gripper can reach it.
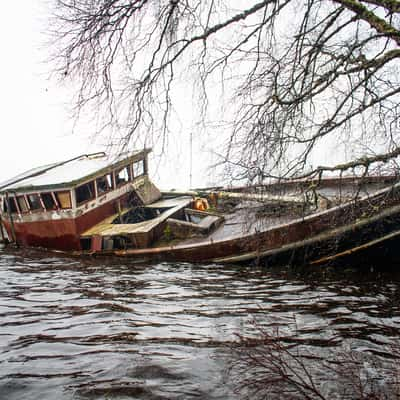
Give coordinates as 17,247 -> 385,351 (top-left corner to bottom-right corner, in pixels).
81,179 -> 397,252
81,197 -> 192,238
176,203 -> 297,246
175,181 -> 395,246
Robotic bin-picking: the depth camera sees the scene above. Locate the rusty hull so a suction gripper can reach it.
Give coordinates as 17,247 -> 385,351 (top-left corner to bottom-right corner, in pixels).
101,182 -> 400,265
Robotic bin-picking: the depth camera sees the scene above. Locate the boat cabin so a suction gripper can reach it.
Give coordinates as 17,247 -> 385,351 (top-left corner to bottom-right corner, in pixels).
0,150 -> 224,252
0,151 -> 165,250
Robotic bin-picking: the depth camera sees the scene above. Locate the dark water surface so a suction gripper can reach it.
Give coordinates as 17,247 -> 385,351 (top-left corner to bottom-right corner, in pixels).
0,248 -> 400,399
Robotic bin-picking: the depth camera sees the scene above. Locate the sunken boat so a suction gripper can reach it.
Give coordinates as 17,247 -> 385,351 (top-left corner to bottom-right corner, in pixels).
0,151 -> 400,266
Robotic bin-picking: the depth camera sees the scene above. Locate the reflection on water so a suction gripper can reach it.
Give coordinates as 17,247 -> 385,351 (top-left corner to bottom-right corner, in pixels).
0,248 -> 400,399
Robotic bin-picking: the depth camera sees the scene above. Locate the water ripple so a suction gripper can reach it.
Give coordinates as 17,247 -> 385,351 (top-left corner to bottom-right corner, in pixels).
0,248 -> 400,399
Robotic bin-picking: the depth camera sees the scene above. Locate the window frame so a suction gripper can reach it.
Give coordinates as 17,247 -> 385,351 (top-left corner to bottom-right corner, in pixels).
26,193 -> 43,213
55,190 -> 73,209
96,173 -> 114,196
10,196 -> 19,214
114,165 -> 132,188
40,192 -> 59,211
16,195 -> 29,214
133,159 -> 145,179
75,181 -> 96,207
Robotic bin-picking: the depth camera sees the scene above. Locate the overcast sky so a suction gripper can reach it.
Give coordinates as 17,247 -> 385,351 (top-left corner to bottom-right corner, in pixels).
0,2 -> 101,182
0,2 -> 212,190
0,2 -> 350,190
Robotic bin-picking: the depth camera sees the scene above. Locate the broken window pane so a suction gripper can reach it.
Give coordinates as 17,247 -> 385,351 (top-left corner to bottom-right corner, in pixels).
17,196 -> 29,213
133,159 -> 145,177
96,173 -> 114,195
27,194 -> 42,211
56,191 -> 72,209
41,193 -> 58,210
75,182 -> 95,205
115,166 -> 132,187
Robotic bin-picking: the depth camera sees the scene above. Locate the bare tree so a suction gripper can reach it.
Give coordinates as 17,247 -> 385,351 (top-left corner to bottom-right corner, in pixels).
49,0 -> 400,183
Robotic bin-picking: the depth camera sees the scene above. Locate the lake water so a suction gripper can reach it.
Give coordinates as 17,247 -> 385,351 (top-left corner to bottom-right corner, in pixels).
0,248 -> 400,399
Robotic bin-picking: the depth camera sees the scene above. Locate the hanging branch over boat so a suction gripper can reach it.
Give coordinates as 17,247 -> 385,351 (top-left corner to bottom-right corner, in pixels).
49,0 -> 400,181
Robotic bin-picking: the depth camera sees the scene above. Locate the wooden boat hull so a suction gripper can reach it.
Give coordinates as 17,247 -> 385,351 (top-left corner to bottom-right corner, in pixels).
3,172 -> 400,267
90,182 -> 400,267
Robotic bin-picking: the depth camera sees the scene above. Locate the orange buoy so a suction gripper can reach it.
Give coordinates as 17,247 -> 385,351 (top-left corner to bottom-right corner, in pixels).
194,198 -> 209,211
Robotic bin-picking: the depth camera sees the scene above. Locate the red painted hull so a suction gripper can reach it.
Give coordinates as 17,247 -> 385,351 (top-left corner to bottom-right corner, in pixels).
2,194 -> 129,251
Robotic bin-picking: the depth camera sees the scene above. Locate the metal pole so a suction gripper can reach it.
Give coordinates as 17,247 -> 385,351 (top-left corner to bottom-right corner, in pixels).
189,131 -> 193,189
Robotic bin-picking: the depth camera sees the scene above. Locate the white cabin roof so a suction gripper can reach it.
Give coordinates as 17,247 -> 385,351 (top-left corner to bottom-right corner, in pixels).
0,151 -> 148,193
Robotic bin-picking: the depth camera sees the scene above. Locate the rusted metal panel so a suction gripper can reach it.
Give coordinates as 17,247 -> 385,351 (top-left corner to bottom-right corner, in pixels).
2,217 -> 79,250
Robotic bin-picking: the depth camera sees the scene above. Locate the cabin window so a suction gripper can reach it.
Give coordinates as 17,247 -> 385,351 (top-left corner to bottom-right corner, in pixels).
115,166 -> 132,187
96,174 -> 114,195
27,194 -> 42,211
133,159 -> 145,177
41,193 -> 58,210
6,197 -> 18,214
17,196 -> 29,213
56,191 -> 72,209
75,182 -> 95,206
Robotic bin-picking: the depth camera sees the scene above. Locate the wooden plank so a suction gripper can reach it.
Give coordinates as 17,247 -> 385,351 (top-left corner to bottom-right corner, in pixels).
218,191 -> 304,204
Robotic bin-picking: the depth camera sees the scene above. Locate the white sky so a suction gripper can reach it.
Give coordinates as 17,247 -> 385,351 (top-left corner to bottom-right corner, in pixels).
0,2 -> 104,185
0,1 -> 211,190
0,2 -> 351,191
